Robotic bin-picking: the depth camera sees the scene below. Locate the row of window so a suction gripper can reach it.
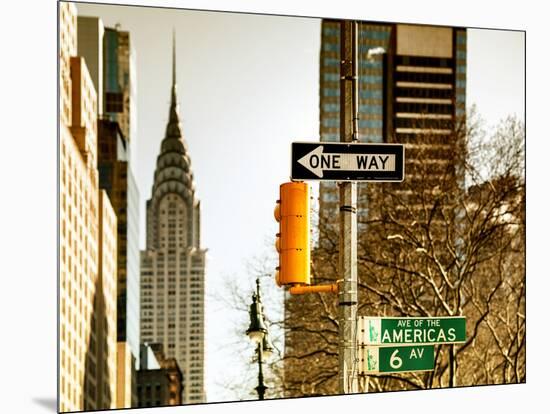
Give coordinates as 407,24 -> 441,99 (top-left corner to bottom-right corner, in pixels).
395,102 -> 454,115
322,71 -> 384,83
141,306 -> 202,315
159,209 -> 185,214
142,277 -> 203,285
322,118 -> 383,129
160,223 -> 182,229
394,117 -> 454,130
143,288 -> 202,295
154,254 -> 202,261
323,87 -> 384,100
145,264 -> 203,273
142,304 -> 203,318
189,395 -> 203,401
396,55 -> 454,68
322,103 -> 383,115
396,86 -> 454,99
395,70 -> 453,85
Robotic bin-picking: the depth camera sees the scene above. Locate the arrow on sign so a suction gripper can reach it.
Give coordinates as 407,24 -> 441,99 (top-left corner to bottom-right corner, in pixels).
297,145 -> 396,178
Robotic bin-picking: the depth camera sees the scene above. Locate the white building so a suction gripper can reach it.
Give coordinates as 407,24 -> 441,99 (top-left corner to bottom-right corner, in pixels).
59,2 -> 118,411
140,37 -> 207,404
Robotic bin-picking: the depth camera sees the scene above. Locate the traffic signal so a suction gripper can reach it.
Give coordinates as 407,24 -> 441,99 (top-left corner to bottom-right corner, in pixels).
274,181 -> 310,287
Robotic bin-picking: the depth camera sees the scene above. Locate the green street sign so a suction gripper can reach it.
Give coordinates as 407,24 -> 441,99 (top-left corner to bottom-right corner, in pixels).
358,316 -> 466,345
361,345 -> 435,374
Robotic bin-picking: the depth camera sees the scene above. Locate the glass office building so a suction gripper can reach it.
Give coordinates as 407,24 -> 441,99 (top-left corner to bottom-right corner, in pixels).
97,119 -> 141,368
104,26 -> 138,164
317,20 -> 466,227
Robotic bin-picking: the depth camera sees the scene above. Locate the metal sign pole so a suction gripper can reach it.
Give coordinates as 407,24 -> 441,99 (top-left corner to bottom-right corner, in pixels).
338,19 -> 359,395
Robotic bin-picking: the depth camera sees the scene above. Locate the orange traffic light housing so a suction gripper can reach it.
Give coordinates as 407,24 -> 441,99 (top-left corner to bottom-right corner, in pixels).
274,182 -> 311,287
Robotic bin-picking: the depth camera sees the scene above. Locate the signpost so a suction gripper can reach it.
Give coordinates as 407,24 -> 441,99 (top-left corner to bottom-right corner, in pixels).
361,345 -> 435,374
358,316 -> 467,346
284,18 -> 464,389
291,142 -> 404,182
357,316 -> 466,376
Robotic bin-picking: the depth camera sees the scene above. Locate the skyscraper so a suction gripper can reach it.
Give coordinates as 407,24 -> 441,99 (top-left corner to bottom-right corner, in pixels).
97,119 -> 141,359
140,37 -> 207,404
104,26 -> 137,155
77,16 -> 141,408
97,118 -> 141,408
317,20 -> 466,225
59,3 -> 118,411
283,19 -> 467,397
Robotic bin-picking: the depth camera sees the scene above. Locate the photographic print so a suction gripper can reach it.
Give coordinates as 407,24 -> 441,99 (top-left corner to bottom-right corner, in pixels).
57,1 -> 525,412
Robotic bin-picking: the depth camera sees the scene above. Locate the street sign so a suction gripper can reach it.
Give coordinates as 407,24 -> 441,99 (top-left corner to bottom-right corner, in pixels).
360,344 -> 435,374
291,141 -> 404,182
358,316 -> 466,346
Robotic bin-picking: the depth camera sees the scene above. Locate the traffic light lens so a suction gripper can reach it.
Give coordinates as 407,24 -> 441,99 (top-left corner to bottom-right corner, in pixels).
274,202 -> 281,222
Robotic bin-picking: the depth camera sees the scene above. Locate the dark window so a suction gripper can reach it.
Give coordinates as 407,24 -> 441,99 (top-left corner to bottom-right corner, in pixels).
395,55 -> 453,68
105,92 -> 123,113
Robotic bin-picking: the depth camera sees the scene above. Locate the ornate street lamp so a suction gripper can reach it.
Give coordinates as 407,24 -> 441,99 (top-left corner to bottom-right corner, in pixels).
246,278 -> 273,400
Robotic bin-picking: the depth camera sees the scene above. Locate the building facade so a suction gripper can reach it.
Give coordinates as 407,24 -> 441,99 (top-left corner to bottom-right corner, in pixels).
77,16 -> 104,117
91,190 -> 118,409
104,26 -> 137,154
97,118 -> 141,407
140,39 -> 207,404
114,342 -> 132,408
97,119 -> 141,360
317,20 -> 466,226
59,3 -> 117,411
137,343 -> 184,408
77,14 -> 141,408
283,20 -> 467,397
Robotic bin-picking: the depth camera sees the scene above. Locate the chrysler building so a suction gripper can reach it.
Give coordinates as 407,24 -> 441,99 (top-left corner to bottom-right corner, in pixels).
140,35 -> 206,404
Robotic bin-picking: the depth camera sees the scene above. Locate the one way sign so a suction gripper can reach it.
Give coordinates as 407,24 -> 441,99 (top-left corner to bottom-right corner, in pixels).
291,142 -> 404,182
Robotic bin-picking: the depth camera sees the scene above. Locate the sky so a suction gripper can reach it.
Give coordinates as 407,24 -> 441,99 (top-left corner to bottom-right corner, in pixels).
74,0 -> 525,404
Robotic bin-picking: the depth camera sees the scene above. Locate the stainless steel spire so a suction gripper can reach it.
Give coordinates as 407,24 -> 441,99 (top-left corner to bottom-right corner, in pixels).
172,28 -> 176,88
170,29 -> 178,112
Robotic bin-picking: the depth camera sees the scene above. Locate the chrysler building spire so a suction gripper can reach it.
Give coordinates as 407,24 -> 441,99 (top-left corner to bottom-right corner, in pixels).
169,29 -> 179,125
172,29 -> 177,100
147,33 -> 198,250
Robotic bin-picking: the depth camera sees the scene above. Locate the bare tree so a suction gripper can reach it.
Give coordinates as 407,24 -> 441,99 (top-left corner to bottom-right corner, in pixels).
210,254 -> 285,401
282,111 -> 525,395
215,112 -> 525,399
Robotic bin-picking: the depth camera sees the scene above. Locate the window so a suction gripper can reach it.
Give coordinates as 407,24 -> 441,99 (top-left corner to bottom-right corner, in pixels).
105,92 -> 123,112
